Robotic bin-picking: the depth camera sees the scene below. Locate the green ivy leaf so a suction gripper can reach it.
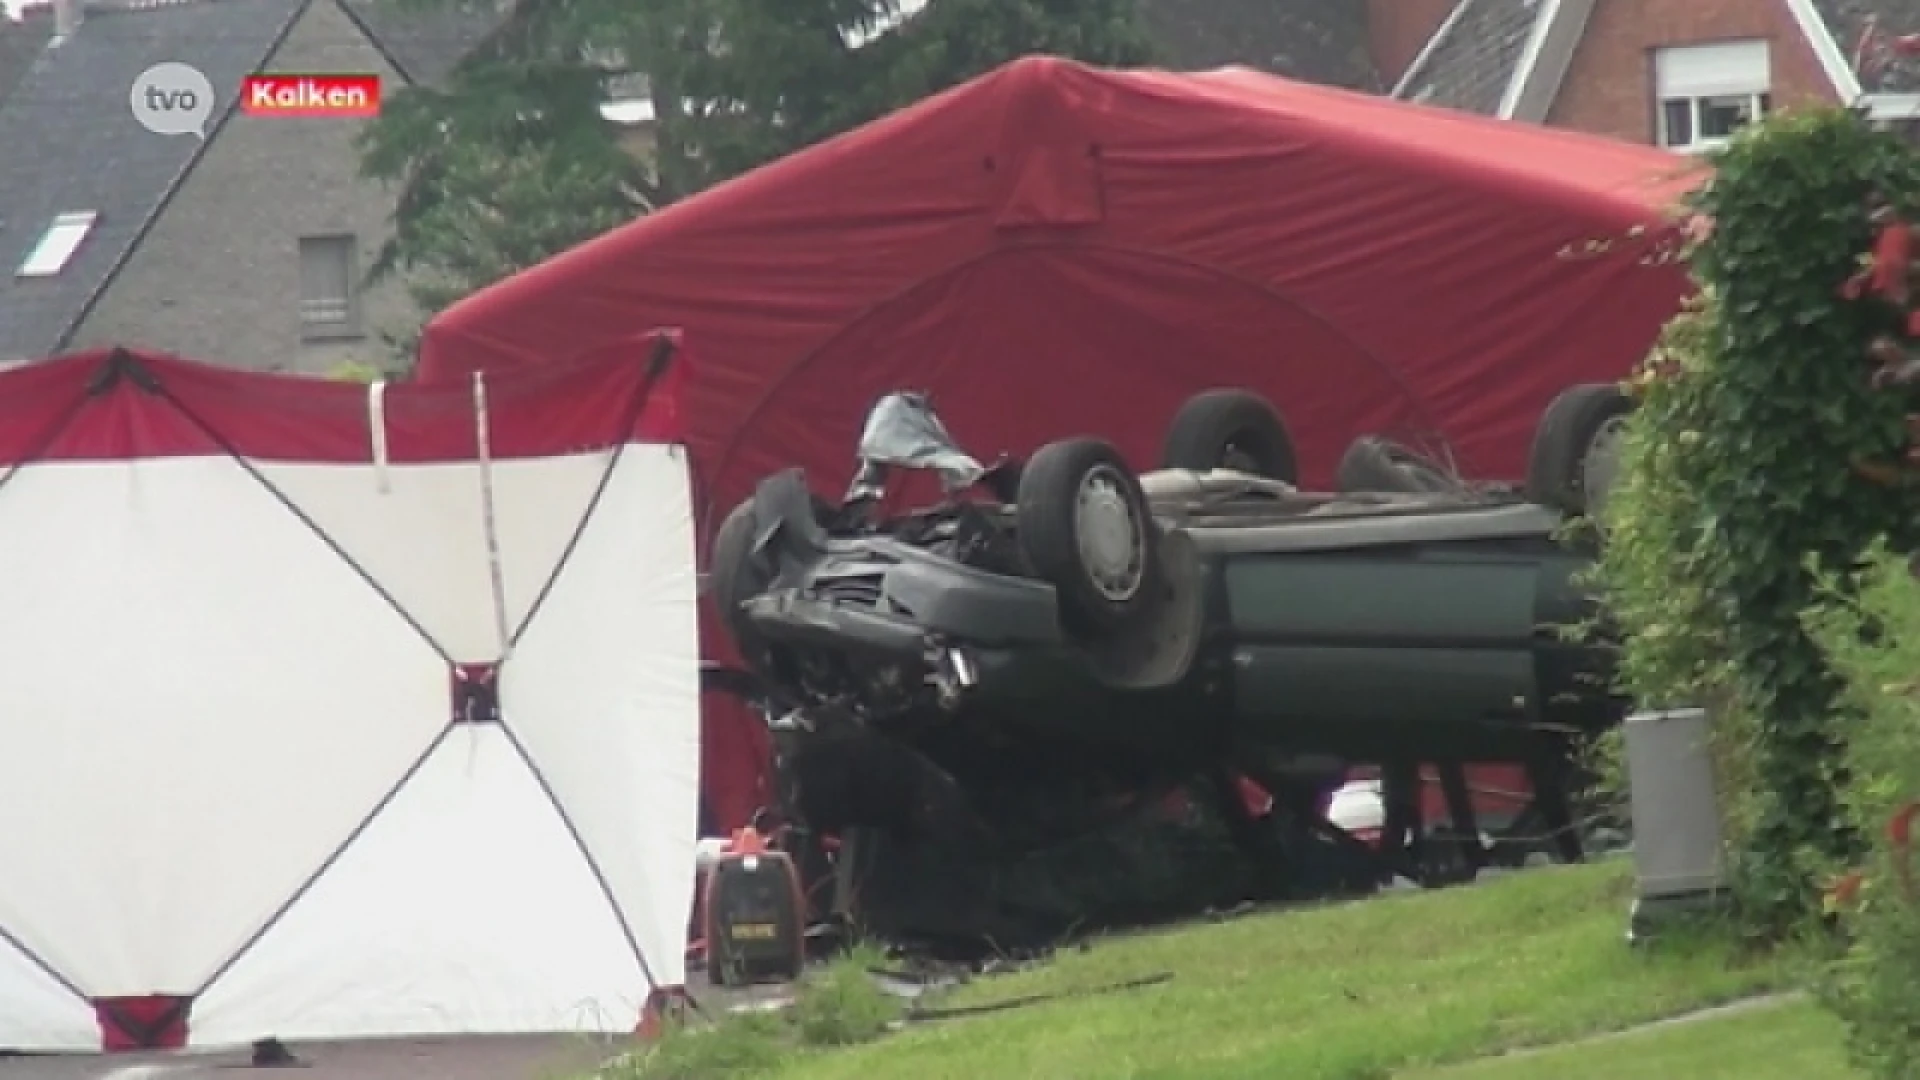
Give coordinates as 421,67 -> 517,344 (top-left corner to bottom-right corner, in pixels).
1599,108 -> 1920,939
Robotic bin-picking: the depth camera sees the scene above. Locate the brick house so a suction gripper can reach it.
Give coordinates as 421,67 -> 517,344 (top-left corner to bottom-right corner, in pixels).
0,0 -> 493,371
1371,0 -> 1920,152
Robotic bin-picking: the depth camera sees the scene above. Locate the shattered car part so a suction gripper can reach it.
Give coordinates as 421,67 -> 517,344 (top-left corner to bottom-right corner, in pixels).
850,391 -> 987,496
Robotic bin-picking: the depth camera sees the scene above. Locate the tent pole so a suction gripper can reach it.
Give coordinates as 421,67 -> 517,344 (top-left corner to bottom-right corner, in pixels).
367,379 -> 392,493
472,372 -> 511,655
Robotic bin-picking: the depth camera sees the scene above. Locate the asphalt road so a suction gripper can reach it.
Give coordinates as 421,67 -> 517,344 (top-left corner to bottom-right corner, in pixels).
0,1034 -> 619,1080
0,978 -> 797,1080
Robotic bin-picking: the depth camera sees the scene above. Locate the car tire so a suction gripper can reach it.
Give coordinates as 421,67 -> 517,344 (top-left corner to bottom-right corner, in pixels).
1017,438 -> 1163,635
1160,389 -> 1299,484
709,497 -> 776,664
1525,384 -> 1635,517
1335,435 -> 1455,494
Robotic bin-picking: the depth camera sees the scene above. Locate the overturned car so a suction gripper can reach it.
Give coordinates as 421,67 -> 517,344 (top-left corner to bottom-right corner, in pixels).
708,384 -> 1632,948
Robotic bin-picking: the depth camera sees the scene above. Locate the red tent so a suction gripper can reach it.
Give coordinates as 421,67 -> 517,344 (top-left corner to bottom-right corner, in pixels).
418,56 -> 1705,831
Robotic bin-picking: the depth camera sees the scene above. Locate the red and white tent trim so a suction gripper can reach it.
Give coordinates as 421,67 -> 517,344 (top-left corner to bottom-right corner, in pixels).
0,337 -> 699,1052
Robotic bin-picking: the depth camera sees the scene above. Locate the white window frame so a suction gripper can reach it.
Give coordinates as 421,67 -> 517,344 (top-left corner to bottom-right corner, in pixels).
17,211 -> 98,278
1654,40 -> 1772,153
298,233 -> 362,341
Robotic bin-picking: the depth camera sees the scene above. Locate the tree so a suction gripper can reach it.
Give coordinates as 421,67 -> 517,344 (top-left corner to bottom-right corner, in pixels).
355,0 -> 1152,363
356,0 -> 662,357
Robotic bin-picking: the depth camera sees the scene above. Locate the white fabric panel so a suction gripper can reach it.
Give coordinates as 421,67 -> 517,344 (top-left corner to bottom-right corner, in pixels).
255,455 -> 601,662
0,442 -> 697,1050
191,724 -> 648,1045
0,458 -> 448,1001
503,446 -> 700,991
475,453 -> 619,652
0,936 -> 94,1051
254,459 -> 495,661
1654,40 -> 1770,98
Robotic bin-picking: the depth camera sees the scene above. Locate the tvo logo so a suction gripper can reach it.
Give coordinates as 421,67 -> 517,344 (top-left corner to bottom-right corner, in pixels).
130,62 -> 215,138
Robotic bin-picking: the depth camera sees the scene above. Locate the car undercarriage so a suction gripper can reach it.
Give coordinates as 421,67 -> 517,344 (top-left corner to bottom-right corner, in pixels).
703,384 -> 1634,960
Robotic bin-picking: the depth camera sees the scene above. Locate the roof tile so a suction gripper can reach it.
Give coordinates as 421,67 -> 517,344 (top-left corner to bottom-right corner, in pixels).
0,12 -> 53,109
1394,0 -> 1545,117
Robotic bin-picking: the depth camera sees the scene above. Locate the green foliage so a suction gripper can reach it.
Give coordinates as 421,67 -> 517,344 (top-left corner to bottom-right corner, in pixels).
596,1009 -> 789,1078
1598,108 -> 1920,933
355,0 -> 649,360
356,0 -> 1153,363
324,359 -> 389,383
789,945 -> 902,1047
589,947 -> 900,1078
852,0 -> 1149,126
1600,292 -> 1765,876
1604,293 -> 1736,706
1806,545 -> 1920,1080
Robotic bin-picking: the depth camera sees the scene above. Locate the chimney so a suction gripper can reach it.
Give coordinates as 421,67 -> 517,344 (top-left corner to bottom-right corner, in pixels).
52,0 -> 79,40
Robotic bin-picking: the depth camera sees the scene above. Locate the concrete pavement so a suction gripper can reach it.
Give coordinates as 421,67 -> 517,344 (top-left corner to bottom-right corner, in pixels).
0,1034 -> 616,1080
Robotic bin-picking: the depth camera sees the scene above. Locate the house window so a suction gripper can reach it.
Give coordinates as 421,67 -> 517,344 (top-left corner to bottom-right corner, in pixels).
17,211 -> 98,277
298,234 -> 360,340
1654,40 -> 1771,152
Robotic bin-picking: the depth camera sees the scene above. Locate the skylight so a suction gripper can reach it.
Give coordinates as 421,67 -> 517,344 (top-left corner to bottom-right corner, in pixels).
17,211 -> 99,278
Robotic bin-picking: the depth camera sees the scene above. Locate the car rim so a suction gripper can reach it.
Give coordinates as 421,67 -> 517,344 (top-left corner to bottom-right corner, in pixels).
1074,465 -> 1145,603
1581,416 -> 1627,511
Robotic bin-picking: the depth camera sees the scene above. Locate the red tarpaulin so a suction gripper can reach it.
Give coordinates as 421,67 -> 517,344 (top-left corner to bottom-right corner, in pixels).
417,56 -> 1705,831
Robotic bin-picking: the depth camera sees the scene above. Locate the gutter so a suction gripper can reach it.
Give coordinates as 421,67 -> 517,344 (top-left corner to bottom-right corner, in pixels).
1781,0 -> 1864,101
1499,0 -> 1597,123
1861,91 -> 1920,119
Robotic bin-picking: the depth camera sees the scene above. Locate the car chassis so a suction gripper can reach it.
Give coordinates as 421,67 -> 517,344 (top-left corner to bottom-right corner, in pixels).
706,385 -> 1632,950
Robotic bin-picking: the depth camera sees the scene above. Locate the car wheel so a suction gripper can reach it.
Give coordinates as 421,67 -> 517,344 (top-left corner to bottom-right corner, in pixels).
1335,435 -> 1454,494
1525,384 -> 1635,517
1017,438 -> 1163,634
1160,389 -> 1299,483
709,497 -> 777,665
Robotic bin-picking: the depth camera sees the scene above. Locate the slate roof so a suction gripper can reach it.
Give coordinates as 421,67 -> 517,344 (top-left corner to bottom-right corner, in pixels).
0,0 -> 310,364
1814,0 -> 1920,92
1391,0 -> 1547,115
0,12 -> 52,109
0,0 -> 499,364
1138,0 -> 1379,90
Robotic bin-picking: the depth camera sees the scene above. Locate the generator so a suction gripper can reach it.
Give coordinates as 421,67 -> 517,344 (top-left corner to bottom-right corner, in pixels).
699,828 -> 805,987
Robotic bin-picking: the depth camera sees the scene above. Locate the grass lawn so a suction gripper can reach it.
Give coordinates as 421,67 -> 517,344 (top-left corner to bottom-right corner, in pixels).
741,860 -> 1803,1080
1402,997 -> 1858,1079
